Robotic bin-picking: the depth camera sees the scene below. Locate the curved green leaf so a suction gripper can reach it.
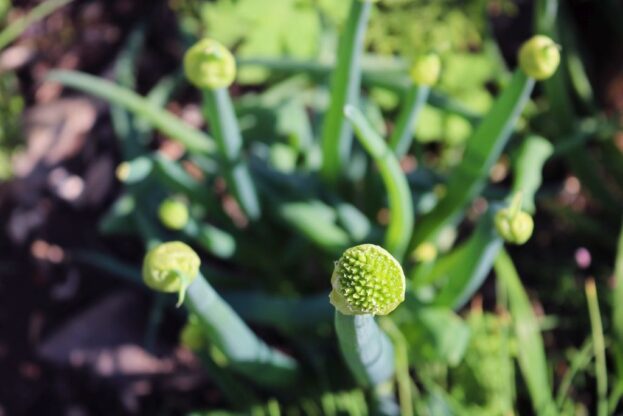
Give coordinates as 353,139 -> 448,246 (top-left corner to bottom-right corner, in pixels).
48,70 -> 216,154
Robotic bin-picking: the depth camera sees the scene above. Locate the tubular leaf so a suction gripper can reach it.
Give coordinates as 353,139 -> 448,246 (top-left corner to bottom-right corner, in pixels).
48,70 -> 216,154
345,105 -> 414,260
320,0 -> 372,182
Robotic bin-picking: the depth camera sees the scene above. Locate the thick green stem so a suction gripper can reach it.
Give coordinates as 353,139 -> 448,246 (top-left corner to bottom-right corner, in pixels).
185,274 -> 299,387
320,0 -> 372,182
335,311 -> 398,415
203,88 -> 261,220
388,85 -> 430,158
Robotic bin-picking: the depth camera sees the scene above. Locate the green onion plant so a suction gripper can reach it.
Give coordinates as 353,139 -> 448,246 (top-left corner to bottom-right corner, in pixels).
41,0 -> 623,413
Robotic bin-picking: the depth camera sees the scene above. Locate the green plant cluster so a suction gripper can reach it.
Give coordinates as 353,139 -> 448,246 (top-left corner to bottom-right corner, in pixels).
449,311 -> 514,416
40,0 -> 623,415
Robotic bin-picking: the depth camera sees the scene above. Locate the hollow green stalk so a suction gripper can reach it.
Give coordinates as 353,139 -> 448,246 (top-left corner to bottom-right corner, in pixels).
142,242 -> 299,387
344,105 -> 413,261
388,53 -> 440,158
320,0 -> 373,182
335,313 -> 399,415
335,313 -> 396,387
388,86 -> 430,158
202,88 -> 261,220
186,273 -> 299,387
330,244 -> 406,415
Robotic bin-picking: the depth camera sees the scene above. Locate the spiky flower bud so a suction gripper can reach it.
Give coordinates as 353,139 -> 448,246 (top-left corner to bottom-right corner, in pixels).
158,198 -> 189,230
184,38 -> 237,90
330,244 -> 405,316
142,241 -> 200,305
518,35 -> 560,81
410,53 -> 441,87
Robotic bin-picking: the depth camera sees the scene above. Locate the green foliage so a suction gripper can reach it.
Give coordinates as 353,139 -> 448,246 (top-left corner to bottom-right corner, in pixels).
174,0 -> 349,84
495,249 -> 556,416
174,0 -> 512,85
449,312 -> 515,416
366,0 -> 485,58
50,0 -> 623,414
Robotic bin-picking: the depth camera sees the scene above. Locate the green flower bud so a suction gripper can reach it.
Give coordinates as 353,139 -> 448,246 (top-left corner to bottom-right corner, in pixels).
142,241 -> 201,306
409,53 -> 441,87
509,211 -> 534,244
180,315 -> 205,351
518,35 -> 560,81
412,242 -> 438,263
184,38 -> 236,90
158,198 -> 189,230
330,244 -> 405,316
495,193 -> 534,245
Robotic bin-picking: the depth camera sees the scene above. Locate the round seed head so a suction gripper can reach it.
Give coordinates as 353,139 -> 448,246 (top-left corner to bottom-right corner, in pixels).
330,244 -> 406,316
410,53 -> 442,87
518,35 -> 560,81
158,198 -> 190,230
184,38 -> 237,89
142,241 -> 200,294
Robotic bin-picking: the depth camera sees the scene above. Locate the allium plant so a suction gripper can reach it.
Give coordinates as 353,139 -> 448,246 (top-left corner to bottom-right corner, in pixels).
46,0 -> 571,413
